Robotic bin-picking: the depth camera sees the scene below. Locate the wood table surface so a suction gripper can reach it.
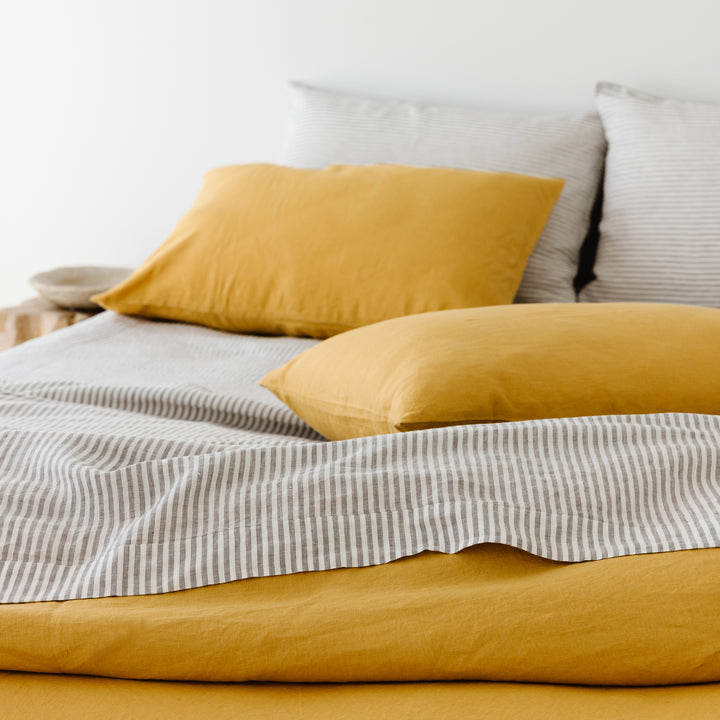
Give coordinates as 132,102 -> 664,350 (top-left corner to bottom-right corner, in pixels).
0,297 -> 100,351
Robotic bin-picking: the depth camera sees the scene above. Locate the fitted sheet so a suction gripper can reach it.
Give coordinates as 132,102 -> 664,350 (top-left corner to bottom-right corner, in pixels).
3,674 -> 720,720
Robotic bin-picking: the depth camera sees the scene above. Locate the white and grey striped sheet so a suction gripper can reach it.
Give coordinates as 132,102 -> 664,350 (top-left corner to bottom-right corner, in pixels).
1,314 -> 720,603
581,82 -> 720,305
280,82 -> 606,304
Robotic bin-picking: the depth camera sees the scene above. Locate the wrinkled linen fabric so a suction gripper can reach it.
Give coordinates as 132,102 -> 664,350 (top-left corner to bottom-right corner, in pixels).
0,313 -> 719,603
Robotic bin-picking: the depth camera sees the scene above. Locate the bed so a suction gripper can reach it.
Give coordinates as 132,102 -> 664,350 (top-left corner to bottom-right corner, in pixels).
0,311 -> 719,717
1,80 -> 719,717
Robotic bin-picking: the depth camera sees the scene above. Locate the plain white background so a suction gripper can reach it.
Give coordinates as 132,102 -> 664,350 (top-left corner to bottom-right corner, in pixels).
0,0 -> 718,306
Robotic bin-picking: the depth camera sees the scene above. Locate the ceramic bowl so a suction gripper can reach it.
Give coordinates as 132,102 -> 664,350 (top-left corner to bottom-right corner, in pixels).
29,266 -> 134,311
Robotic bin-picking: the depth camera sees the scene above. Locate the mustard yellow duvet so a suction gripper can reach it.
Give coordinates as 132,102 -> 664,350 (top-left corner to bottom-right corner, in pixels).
1,544 -> 719,687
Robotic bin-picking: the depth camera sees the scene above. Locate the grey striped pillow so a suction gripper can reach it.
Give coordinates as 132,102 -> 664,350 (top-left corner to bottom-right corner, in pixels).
280,82 -> 606,303
581,83 -> 720,306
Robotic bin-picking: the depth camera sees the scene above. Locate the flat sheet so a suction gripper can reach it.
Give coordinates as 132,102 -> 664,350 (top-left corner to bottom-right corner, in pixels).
2,544 -> 720,686
4,674 -> 720,720
1,313 -> 720,603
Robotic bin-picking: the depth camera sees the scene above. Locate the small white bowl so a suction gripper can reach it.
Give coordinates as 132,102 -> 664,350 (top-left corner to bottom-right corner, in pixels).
30,266 -> 134,311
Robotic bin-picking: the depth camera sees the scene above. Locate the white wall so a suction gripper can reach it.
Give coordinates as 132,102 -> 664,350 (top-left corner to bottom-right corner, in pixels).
1,0 -> 718,307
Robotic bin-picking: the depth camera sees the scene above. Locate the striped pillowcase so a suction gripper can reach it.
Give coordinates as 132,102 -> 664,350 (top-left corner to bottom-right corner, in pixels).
581,83 -> 720,306
280,82 -> 606,304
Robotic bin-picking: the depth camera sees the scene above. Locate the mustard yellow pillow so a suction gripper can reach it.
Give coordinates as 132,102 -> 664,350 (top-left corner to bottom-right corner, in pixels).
260,303 -> 720,440
95,163 -> 563,338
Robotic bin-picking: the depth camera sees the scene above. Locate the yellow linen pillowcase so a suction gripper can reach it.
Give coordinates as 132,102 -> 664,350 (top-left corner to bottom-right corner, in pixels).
94,163 -> 564,338
260,303 -> 720,440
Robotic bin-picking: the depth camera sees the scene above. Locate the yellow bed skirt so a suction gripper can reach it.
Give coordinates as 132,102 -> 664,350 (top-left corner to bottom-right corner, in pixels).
2,544 -> 720,686
2,673 -> 720,720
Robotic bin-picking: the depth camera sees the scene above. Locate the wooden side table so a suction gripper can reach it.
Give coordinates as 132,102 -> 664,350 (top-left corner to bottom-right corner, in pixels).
0,297 -> 100,351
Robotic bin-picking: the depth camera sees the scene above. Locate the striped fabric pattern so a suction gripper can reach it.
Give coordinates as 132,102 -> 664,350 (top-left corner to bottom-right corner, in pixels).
581,83 -> 720,305
1,317 -> 720,603
280,82 -> 606,304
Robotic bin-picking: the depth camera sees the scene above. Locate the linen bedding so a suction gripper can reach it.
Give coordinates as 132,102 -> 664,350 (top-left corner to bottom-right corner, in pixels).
7,675 -> 720,720
1,312 -> 720,716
